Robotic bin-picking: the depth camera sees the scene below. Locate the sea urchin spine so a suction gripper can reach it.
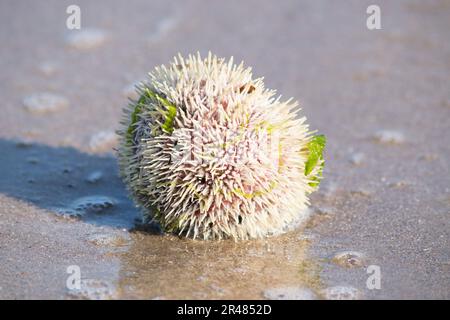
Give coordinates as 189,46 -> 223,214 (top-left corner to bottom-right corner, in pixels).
117,52 -> 325,240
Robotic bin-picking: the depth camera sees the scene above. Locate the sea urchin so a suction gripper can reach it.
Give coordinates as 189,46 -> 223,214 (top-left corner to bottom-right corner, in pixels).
117,52 -> 325,240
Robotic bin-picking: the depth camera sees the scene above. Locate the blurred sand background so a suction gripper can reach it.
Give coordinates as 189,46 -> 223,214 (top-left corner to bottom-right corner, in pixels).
0,0 -> 449,299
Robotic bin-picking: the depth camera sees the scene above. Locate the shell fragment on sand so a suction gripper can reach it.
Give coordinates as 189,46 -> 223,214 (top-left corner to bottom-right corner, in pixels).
373,130 -> 405,144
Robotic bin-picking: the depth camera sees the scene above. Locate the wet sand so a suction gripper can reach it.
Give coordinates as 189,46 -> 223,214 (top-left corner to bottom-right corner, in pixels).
0,0 -> 449,299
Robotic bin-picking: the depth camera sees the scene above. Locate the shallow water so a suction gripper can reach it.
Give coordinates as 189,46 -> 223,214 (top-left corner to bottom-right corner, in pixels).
117,229 -> 322,299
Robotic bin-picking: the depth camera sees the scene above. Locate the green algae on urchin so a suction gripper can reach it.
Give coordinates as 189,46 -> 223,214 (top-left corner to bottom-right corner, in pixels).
117,52 -> 326,240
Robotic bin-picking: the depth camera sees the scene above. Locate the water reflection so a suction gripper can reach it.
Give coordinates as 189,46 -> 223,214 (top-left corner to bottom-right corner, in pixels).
117,227 -> 322,299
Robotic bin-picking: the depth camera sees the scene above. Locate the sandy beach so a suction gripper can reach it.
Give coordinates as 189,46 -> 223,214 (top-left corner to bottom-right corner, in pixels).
0,0 -> 449,299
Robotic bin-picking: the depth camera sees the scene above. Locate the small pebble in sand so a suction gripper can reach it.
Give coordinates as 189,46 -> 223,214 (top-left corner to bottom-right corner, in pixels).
86,171 -> 103,183
37,61 -> 58,76
349,152 -> 365,165
53,208 -> 84,220
68,279 -> 117,300
389,180 -> 410,189
321,286 -> 360,300
65,28 -> 107,50
263,287 -> 317,300
349,189 -> 372,197
23,92 -> 68,114
314,206 -> 333,216
373,130 -> 405,144
89,131 -> 117,152
72,195 -> 116,214
332,251 -> 366,268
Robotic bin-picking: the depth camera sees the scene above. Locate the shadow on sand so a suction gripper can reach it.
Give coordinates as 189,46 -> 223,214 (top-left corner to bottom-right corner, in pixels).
0,138 -> 141,229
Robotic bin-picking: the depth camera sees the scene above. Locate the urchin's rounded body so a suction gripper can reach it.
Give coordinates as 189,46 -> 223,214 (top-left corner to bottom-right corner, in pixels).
118,53 -> 325,240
